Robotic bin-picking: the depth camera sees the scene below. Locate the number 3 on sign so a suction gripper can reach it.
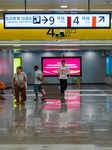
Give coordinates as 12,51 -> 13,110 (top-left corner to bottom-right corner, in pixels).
73,16 -> 79,25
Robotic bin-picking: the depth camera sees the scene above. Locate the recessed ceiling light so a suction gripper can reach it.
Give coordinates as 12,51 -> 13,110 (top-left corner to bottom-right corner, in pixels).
13,49 -> 21,51
61,5 -> 67,8
13,45 -> 21,47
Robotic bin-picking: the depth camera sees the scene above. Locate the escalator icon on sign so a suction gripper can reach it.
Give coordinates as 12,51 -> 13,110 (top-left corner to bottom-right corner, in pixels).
33,16 -> 41,24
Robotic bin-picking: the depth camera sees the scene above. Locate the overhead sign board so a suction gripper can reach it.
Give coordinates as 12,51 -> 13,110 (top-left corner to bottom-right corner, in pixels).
4,13 -> 111,29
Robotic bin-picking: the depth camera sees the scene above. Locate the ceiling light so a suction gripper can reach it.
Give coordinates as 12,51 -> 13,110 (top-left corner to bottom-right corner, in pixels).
7,9 -> 45,11
7,9 -> 24,11
0,19 -> 3,23
43,49 -> 80,51
27,9 -> 45,11
71,12 -> 78,13
13,49 -> 21,51
43,44 -> 80,47
13,40 -> 21,42
13,45 -> 21,47
91,9 -> 112,11
0,43 -> 112,46
61,5 -> 67,8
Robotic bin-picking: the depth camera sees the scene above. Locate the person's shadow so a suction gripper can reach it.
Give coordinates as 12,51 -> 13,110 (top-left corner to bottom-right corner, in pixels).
0,94 -> 6,100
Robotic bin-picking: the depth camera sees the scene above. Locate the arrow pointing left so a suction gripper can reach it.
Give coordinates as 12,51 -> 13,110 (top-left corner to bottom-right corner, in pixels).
42,16 -> 48,24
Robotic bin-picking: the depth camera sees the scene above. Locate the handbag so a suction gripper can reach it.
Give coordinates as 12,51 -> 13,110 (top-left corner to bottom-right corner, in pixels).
20,83 -> 25,88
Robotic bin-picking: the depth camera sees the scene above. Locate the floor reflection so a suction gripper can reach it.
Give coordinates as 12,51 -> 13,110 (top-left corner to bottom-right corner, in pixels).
0,85 -> 112,148
12,104 -> 28,141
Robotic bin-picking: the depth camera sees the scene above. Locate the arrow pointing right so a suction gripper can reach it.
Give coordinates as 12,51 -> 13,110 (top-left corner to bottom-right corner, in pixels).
42,16 -> 48,24
99,16 -> 105,22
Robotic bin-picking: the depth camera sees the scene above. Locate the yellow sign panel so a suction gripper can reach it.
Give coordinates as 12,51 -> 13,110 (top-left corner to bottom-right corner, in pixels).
0,23 -> 112,40
14,58 -> 21,74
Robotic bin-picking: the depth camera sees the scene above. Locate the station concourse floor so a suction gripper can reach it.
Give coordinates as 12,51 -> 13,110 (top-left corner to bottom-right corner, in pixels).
0,84 -> 112,150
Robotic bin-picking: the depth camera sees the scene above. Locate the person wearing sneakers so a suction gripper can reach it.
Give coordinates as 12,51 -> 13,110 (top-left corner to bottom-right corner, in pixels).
58,60 -> 70,95
34,65 -> 46,101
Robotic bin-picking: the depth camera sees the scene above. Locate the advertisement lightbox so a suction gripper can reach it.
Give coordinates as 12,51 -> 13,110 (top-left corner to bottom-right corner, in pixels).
42,57 -> 82,76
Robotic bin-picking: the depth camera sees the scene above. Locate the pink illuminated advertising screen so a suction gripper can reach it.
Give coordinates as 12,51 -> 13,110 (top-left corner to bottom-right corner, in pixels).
0,59 -> 9,75
42,57 -> 81,76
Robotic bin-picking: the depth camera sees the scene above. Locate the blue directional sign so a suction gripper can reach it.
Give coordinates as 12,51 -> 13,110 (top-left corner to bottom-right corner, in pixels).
4,13 -> 111,29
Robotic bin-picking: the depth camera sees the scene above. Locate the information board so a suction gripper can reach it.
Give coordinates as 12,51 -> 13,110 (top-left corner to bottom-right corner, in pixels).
42,57 -> 81,76
4,13 -> 111,29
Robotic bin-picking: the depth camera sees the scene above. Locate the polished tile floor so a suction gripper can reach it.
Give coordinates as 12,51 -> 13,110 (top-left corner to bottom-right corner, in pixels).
0,84 -> 112,150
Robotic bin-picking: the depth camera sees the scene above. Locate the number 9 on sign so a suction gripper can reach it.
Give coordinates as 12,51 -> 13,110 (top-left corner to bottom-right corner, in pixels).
49,16 -> 55,25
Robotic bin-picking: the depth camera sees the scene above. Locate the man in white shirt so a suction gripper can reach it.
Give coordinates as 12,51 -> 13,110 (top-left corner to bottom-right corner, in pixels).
34,65 -> 46,101
58,60 -> 70,95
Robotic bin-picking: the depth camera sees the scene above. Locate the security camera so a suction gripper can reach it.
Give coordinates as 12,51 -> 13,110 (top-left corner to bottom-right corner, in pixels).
56,29 -> 65,37
60,29 -> 65,37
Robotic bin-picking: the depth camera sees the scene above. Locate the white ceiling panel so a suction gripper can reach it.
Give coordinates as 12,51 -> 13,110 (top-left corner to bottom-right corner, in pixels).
0,0 -> 111,10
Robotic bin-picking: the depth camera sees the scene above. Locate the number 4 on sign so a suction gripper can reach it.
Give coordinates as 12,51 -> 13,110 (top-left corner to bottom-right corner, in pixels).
73,16 -> 79,25
47,29 -> 55,37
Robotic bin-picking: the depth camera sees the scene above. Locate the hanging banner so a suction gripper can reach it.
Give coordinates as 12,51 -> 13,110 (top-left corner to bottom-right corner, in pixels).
4,13 -> 111,29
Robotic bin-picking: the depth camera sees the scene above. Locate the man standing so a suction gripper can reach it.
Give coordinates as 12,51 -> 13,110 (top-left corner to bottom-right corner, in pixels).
58,60 -> 70,95
34,65 -> 46,101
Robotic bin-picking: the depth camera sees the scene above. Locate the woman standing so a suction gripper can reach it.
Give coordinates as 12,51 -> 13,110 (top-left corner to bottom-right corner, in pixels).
12,66 -> 27,104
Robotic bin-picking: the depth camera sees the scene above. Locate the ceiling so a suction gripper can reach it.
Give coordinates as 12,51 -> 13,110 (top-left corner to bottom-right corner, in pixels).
0,0 -> 112,51
0,0 -> 112,13
0,40 -> 112,51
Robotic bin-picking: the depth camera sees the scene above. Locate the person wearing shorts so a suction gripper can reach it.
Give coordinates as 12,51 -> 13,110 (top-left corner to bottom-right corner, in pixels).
34,65 -> 46,101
